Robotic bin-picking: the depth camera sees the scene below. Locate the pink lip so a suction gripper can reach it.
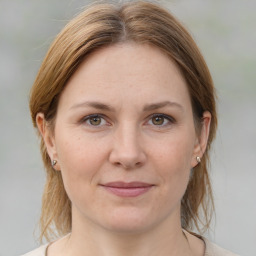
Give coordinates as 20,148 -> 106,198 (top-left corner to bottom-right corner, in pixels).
101,182 -> 154,197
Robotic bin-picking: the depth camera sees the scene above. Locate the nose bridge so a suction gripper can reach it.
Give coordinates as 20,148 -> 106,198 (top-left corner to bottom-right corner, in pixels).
118,123 -> 140,152
109,121 -> 146,169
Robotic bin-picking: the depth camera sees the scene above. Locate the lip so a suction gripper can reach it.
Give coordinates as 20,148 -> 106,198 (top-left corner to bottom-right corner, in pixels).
101,181 -> 154,197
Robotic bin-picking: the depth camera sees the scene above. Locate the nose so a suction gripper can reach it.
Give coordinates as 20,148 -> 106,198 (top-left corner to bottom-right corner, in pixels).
109,124 -> 147,170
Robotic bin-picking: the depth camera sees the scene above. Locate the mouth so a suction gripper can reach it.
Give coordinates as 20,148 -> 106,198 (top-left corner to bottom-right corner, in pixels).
100,181 -> 154,197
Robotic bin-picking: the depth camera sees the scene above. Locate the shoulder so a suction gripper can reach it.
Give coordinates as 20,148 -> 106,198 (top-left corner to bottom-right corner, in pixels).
203,237 -> 240,256
184,230 -> 240,256
20,244 -> 48,256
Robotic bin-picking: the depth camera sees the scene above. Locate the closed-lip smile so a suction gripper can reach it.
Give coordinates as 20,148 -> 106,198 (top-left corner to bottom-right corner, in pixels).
100,181 -> 154,197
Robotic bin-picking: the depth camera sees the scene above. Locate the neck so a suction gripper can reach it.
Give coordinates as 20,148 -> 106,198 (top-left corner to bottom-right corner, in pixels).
61,211 -> 192,256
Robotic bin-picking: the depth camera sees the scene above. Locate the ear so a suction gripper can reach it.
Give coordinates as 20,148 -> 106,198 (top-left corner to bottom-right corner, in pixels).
191,111 -> 211,168
36,113 -> 60,171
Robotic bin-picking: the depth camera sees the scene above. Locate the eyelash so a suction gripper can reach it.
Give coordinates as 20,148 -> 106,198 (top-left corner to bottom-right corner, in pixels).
81,113 -> 175,128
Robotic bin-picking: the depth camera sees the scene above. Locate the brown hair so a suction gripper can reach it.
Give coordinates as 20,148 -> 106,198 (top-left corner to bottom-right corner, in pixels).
30,0 -> 217,242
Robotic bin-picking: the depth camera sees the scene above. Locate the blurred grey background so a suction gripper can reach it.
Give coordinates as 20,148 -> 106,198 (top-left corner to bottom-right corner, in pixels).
0,0 -> 255,255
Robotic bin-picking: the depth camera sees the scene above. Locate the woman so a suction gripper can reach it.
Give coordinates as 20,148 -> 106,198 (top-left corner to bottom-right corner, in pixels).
23,1 -> 238,255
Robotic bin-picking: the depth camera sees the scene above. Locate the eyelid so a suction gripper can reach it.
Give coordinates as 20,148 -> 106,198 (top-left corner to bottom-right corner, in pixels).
151,113 -> 175,121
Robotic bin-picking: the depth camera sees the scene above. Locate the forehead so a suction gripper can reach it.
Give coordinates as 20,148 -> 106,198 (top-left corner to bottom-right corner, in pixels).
58,42 -> 191,111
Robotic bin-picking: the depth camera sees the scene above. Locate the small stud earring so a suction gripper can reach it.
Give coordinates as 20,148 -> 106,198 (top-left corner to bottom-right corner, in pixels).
196,156 -> 201,163
51,160 -> 57,167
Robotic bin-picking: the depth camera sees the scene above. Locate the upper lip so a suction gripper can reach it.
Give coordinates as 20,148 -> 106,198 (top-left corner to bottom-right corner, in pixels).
101,181 -> 154,188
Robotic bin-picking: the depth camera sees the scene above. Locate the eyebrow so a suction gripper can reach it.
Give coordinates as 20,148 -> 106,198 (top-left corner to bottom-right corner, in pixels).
70,100 -> 183,112
70,101 -> 115,111
143,101 -> 184,112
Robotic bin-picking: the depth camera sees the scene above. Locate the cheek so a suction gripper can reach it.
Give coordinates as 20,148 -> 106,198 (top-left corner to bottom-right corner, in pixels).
55,133 -> 108,198
149,132 -> 195,194
151,132 -> 195,172
56,130 -> 106,169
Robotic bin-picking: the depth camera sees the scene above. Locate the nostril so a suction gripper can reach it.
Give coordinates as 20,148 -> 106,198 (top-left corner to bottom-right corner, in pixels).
135,161 -> 142,167
113,161 -> 142,170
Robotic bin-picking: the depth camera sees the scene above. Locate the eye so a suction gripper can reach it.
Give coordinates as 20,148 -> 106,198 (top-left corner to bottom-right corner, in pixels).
148,114 -> 175,126
82,114 -> 108,126
152,115 -> 165,125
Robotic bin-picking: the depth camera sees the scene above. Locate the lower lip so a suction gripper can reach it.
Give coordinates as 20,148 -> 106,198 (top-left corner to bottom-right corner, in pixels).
102,186 -> 153,197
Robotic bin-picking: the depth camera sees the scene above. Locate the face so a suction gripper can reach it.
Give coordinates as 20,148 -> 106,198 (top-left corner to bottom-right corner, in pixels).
38,43 -> 210,234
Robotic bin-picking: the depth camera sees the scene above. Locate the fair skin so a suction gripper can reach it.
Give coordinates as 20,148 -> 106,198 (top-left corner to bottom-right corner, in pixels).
37,43 -> 211,256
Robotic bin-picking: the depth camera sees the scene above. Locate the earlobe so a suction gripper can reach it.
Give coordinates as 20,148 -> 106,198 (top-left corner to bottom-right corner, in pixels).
191,111 -> 211,167
36,113 -> 59,170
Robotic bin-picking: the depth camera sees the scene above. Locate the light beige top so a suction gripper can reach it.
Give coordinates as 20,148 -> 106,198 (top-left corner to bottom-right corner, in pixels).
21,237 -> 240,256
